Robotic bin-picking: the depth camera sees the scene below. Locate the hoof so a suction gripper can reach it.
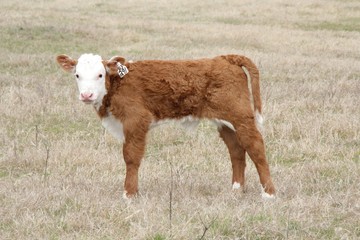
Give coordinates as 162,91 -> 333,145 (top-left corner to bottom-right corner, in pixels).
232,182 -> 246,193
122,191 -> 136,202
232,182 -> 241,190
261,187 -> 275,200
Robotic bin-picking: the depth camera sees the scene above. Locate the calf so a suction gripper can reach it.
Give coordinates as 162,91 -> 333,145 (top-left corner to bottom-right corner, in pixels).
56,53 -> 275,199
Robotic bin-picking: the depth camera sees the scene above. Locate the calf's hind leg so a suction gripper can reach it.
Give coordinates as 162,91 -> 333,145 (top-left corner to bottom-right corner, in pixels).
234,119 -> 275,197
218,125 -> 246,192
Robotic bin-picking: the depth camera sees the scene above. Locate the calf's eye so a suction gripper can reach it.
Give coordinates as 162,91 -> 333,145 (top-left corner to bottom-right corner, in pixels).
99,74 -> 103,78
75,74 -> 79,78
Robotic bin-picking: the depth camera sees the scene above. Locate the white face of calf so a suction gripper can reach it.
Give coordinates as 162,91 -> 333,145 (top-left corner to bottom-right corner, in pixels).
75,54 -> 107,104
56,53 -> 107,105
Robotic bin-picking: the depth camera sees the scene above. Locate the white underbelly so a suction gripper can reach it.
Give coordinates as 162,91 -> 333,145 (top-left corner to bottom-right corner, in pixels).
101,114 -> 236,142
151,116 -> 235,132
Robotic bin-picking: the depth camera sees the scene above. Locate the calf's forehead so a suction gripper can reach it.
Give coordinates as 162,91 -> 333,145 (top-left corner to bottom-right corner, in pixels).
76,54 -> 105,76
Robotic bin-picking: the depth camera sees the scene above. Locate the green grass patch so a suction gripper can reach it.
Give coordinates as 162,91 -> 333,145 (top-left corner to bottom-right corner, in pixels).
298,18 -> 360,32
0,25 -> 100,54
246,213 -> 272,224
210,218 -> 233,237
0,219 -> 15,232
215,17 -> 249,25
147,233 -> 167,240
271,152 -> 309,167
353,151 -> 360,163
0,169 -> 9,178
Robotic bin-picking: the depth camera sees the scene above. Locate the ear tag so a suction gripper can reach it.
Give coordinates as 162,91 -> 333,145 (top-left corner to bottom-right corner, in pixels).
117,62 -> 129,78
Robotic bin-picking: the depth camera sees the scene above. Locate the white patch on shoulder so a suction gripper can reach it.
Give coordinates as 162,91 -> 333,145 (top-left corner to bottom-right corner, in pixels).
101,113 -> 124,141
212,119 -> 236,131
232,182 -> 241,190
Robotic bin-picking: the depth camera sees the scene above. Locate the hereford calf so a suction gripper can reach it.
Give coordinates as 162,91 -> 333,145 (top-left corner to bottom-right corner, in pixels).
56,53 -> 275,199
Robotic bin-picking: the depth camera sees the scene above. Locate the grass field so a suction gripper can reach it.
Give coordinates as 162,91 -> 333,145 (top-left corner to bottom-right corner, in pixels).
1,0 -> 359,239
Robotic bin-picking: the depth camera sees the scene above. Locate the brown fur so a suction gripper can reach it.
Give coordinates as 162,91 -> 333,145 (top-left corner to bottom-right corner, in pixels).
57,54 -> 275,198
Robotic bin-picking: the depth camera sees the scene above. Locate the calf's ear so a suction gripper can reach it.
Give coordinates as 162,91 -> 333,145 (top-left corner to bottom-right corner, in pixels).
109,56 -> 126,64
105,56 -> 126,75
56,54 -> 77,73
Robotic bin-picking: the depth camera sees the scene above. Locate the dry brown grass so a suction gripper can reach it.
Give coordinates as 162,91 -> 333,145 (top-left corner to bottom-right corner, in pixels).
1,0 -> 359,239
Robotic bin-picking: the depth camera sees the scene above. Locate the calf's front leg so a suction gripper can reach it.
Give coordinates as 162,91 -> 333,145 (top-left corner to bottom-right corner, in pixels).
122,127 -> 148,199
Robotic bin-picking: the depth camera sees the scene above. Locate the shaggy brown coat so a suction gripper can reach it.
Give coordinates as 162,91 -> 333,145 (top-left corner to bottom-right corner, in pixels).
57,54 -> 275,198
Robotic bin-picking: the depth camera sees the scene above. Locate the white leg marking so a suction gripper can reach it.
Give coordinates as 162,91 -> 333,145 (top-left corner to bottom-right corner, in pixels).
122,191 -> 132,202
232,182 -> 241,190
261,187 -> 275,200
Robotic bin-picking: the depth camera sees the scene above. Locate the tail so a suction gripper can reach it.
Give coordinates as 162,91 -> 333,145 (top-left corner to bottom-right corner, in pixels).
221,55 -> 263,130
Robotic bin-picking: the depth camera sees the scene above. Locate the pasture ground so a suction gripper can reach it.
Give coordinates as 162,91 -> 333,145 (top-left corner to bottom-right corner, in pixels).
0,0 -> 359,239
